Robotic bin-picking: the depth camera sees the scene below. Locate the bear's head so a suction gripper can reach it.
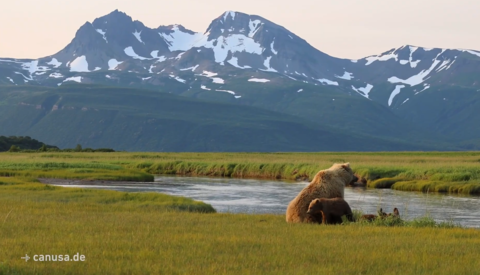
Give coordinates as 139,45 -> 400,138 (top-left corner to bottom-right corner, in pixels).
393,208 -> 400,217
306,198 -> 323,215
330,163 -> 357,185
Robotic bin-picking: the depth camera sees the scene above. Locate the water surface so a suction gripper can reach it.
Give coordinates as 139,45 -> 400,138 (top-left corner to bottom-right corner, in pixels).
57,176 -> 480,228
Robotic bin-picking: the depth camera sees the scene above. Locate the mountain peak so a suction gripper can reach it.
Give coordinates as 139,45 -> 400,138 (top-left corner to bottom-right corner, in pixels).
92,9 -> 133,27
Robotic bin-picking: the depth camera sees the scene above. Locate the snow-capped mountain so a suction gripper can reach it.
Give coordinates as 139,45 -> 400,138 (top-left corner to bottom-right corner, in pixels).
2,10 -> 479,104
2,10 -> 480,148
342,45 -> 480,105
0,10 -> 352,88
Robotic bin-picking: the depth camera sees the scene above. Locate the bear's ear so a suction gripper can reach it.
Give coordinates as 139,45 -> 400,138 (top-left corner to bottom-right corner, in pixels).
341,163 -> 350,170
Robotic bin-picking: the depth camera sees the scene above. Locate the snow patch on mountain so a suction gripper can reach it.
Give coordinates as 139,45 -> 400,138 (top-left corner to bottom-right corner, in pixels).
223,11 -> 236,21
200,85 -> 211,90
69,56 -> 90,72
464,50 -> 480,58
96,29 -> 107,43
415,84 -> 430,95
198,71 -> 225,84
202,34 -> 263,64
248,78 -> 270,83
227,57 -> 252,69
150,51 -> 161,58
6,77 -> 14,83
352,84 -> 373,98
216,89 -> 235,95
63,76 -> 82,83
335,71 -> 353,80
316,78 -> 339,86
388,85 -> 405,106
49,72 -> 64,78
407,46 -> 420,68
216,89 -> 241,98
401,98 -> 409,105
150,51 -> 166,62
200,71 -> 217,77
297,89 -> 303,93
365,51 -> 398,65
248,19 -> 262,38
445,59 -> 456,70
108,59 -> 123,70
14,71 -> 32,81
180,65 -> 199,72
261,56 -> 277,72
159,25 -> 204,51
436,58 -> 455,72
133,30 -> 144,44
47,58 -> 62,68
212,77 -> 224,84
124,47 -> 150,60
169,74 -> 186,83
175,52 -> 185,60
387,50 -> 444,86
21,60 -> 40,76
270,40 -> 278,55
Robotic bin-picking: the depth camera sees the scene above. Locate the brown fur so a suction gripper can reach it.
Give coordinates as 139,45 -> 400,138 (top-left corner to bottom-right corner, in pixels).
378,208 -> 400,218
360,214 -> 377,221
286,163 -> 356,223
348,174 -> 367,187
306,198 -> 353,225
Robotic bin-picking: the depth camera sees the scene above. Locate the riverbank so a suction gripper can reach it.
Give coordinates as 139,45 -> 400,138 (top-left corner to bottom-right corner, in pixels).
1,180 -> 479,274
2,151 -> 480,194
45,175 -> 480,228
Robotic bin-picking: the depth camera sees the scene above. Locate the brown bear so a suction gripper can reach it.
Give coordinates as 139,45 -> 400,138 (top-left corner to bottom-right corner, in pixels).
306,198 -> 353,224
359,214 -> 377,221
285,163 -> 357,223
378,208 -> 400,218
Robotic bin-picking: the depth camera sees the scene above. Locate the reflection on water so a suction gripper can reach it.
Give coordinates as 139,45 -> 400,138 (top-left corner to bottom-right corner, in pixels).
57,176 -> 480,228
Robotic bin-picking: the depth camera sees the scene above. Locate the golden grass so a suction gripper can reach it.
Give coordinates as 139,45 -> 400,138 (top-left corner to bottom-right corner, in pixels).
2,151 -> 480,193
1,152 -> 479,274
0,192 -> 479,275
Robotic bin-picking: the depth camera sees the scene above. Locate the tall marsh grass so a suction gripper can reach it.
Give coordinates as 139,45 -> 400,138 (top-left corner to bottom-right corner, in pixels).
1,151 -> 480,194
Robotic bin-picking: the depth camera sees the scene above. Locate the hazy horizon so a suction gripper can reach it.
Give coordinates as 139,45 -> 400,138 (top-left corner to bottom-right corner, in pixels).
1,0 -> 479,59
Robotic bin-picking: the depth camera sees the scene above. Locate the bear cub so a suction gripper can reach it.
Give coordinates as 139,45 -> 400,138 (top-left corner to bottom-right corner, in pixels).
307,198 -> 353,225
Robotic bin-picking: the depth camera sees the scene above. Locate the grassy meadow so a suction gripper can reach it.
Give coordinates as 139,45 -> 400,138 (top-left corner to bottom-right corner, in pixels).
1,151 -> 479,194
1,151 -> 480,274
1,180 -> 479,275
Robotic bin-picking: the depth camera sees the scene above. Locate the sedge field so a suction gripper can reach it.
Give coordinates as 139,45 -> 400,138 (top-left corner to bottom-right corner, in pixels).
1,151 -> 480,194
0,151 -> 480,274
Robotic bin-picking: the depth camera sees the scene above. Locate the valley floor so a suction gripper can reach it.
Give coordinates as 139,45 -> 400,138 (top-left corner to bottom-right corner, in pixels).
0,152 -> 480,273
0,180 -> 479,275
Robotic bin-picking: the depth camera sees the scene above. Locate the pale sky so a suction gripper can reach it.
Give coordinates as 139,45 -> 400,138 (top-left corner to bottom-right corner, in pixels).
1,0 -> 479,59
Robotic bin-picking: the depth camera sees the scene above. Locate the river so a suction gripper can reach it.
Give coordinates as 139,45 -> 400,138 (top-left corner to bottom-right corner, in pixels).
55,175 -> 480,228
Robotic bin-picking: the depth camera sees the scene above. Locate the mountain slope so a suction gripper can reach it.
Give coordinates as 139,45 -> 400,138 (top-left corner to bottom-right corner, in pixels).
0,84 -> 442,151
1,10 -> 480,150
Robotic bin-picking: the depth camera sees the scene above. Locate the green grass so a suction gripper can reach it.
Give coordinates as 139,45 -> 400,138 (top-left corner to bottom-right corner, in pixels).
2,84 -> 433,152
2,151 -> 480,194
0,153 -> 479,274
0,181 -> 479,275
